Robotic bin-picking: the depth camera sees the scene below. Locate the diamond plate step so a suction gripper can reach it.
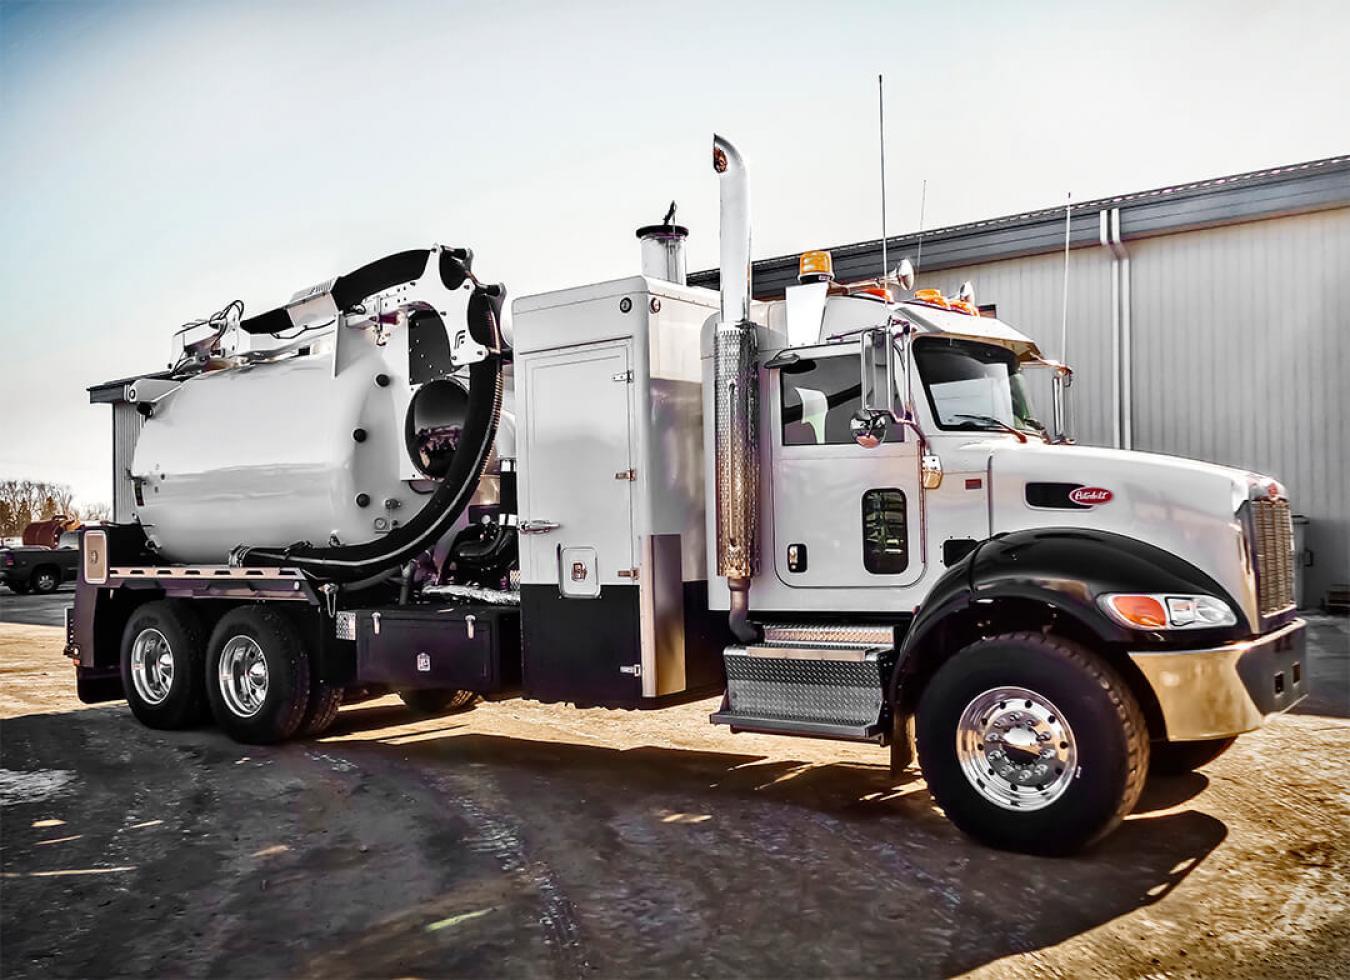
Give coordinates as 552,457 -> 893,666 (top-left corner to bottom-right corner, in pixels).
710,642 -> 895,743
759,623 -> 895,649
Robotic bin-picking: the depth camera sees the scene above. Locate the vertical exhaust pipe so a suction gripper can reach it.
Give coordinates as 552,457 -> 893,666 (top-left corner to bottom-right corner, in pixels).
711,135 -> 760,644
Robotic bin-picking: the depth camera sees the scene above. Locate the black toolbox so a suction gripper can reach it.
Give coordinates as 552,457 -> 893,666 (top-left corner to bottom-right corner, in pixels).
355,605 -> 521,694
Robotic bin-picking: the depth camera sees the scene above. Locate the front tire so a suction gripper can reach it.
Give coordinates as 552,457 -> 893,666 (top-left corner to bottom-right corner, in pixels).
916,632 -> 1149,855
1150,736 -> 1236,775
206,606 -> 311,744
120,600 -> 209,730
399,689 -> 478,716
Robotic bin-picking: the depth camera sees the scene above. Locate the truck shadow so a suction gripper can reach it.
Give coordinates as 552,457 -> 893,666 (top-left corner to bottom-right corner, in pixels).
323,717 -> 1228,976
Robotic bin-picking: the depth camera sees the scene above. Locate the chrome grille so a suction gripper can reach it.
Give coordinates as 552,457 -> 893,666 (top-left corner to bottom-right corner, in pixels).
1249,498 -> 1295,616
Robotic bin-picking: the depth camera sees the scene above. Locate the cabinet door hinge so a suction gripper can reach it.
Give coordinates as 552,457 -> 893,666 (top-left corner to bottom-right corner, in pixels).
620,663 -> 643,676
615,468 -> 637,481
611,370 -> 634,383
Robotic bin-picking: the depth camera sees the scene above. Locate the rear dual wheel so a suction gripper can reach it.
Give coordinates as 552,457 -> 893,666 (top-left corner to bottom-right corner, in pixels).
206,607 -> 312,744
120,600 -> 210,729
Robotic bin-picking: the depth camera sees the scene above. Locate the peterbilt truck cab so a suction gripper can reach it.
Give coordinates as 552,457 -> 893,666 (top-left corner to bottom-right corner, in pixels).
67,134 -> 1306,855
692,136 -> 1305,852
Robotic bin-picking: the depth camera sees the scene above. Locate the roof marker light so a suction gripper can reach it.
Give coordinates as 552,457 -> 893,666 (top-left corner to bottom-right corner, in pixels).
798,250 -> 835,283
912,288 -> 951,310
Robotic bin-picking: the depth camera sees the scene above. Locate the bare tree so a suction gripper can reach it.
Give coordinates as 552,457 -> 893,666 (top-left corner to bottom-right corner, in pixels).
75,501 -> 112,523
0,479 -> 84,537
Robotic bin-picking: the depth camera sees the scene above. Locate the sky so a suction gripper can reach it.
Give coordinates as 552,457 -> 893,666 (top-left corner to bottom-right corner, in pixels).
1,0 -> 1347,507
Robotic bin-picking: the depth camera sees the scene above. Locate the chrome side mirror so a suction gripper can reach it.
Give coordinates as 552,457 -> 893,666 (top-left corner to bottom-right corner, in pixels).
850,409 -> 890,449
921,452 -> 944,489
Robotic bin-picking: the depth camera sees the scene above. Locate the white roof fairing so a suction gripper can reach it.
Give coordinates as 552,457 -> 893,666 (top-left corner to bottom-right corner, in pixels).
898,302 -> 1043,360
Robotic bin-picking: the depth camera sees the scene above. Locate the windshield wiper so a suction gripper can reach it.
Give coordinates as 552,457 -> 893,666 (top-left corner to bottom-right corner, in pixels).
952,413 -> 1028,443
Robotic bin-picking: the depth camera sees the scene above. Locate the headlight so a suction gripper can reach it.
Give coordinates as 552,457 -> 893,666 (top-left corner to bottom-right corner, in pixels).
1100,593 -> 1237,630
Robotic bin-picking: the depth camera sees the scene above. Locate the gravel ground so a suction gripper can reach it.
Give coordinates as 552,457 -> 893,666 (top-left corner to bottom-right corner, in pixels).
1,620 -> 1347,979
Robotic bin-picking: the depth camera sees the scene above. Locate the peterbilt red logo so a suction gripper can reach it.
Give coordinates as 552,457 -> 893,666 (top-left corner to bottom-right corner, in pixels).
1069,486 -> 1114,506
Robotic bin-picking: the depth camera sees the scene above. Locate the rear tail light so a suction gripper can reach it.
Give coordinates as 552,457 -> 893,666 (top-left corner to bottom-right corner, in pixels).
83,530 -> 108,585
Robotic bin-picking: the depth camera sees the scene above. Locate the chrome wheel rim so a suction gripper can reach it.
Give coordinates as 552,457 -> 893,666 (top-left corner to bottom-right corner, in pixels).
130,628 -> 175,705
218,636 -> 268,718
36,572 -> 56,590
956,686 -> 1077,811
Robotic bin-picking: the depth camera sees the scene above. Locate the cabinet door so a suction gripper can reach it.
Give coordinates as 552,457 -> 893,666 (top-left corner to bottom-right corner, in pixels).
518,340 -> 635,590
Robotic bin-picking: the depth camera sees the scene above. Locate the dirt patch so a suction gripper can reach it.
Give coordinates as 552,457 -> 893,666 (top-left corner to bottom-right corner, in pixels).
2,624 -> 1347,978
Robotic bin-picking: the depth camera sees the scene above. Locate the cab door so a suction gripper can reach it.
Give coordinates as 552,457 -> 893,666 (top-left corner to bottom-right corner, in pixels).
770,346 -> 924,589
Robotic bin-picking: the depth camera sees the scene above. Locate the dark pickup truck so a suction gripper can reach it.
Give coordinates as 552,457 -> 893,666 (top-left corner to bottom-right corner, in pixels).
1,532 -> 80,594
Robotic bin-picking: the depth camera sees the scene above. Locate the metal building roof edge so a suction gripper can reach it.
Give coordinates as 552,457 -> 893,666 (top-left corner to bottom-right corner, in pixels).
689,154 -> 1350,293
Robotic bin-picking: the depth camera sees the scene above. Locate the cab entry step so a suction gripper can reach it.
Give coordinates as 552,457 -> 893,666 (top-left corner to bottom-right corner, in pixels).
710,628 -> 895,743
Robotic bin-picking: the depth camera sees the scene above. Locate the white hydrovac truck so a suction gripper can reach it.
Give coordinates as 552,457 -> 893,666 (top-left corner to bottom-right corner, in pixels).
69,137 -> 1307,854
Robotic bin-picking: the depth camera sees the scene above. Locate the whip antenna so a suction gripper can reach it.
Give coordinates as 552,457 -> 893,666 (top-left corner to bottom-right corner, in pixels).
915,179 -> 928,271
878,74 -> 888,281
1060,192 -> 1071,361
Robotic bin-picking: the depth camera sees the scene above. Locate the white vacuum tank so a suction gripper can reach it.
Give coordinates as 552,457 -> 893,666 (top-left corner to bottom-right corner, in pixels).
131,318 -> 504,565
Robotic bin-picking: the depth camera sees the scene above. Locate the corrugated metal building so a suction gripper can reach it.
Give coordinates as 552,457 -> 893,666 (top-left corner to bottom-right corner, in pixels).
89,375 -> 153,524
691,156 -> 1350,608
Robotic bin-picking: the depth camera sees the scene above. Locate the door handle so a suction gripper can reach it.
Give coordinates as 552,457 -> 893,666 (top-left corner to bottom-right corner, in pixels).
519,520 -> 561,535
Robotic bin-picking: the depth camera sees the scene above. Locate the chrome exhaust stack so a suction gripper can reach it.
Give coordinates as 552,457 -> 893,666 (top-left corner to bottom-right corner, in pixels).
711,135 -> 760,643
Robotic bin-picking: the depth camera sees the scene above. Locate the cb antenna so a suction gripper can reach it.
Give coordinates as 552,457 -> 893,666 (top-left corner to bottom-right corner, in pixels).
915,178 -> 928,271
878,74 -> 888,282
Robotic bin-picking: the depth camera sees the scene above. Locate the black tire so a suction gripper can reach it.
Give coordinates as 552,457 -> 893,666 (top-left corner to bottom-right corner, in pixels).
916,632 -> 1149,856
298,677 -> 344,739
29,566 -> 60,594
205,606 -> 311,744
399,688 -> 478,716
120,599 -> 209,730
1150,736 -> 1236,776
7,581 -> 31,595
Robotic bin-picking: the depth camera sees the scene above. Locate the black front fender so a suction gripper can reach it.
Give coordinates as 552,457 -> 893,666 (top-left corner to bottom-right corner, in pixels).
899,527 -> 1249,672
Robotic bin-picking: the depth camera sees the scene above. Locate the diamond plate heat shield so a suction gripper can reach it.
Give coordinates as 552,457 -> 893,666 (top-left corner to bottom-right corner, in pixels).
714,324 -> 760,580
723,651 -> 891,728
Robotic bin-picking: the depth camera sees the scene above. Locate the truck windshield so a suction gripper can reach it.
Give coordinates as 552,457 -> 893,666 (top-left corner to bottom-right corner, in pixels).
913,337 -> 1041,434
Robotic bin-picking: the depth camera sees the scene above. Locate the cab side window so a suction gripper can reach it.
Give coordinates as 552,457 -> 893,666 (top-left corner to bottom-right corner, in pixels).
862,488 -> 908,574
780,355 -> 863,446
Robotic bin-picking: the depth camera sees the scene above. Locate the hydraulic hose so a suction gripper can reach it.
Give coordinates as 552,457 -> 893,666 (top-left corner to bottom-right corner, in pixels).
234,273 -> 505,584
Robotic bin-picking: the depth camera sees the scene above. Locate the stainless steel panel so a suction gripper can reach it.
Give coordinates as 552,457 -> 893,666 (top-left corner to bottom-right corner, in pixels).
639,533 -> 687,697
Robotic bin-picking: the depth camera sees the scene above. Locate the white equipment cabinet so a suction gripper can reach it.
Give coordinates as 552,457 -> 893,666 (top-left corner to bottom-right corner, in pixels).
513,275 -> 729,705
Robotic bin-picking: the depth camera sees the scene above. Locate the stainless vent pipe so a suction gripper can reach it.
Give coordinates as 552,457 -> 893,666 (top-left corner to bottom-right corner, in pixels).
636,203 -> 689,285
711,135 -> 759,643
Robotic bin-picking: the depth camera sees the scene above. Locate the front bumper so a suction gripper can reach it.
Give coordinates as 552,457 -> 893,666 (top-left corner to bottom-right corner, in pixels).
1128,618 -> 1307,741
